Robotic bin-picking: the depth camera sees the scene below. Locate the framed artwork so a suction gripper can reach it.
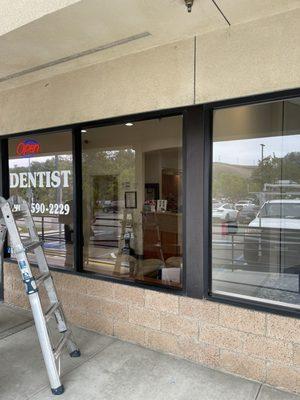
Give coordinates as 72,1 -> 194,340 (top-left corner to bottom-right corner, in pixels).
125,191 -> 137,209
145,183 -> 159,200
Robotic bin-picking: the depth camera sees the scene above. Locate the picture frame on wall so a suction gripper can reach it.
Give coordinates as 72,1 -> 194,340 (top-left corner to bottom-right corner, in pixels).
145,183 -> 159,200
125,191 -> 137,209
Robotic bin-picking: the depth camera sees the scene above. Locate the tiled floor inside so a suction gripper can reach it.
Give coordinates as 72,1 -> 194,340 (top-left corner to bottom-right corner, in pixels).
0,302 -> 299,400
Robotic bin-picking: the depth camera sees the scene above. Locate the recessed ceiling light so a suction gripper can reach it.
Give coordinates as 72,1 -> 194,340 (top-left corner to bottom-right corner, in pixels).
81,129 -> 87,133
125,123 -> 133,127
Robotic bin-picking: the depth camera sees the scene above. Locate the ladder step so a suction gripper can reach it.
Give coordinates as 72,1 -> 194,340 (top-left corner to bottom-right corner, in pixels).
22,239 -> 42,252
12,211 -> 27,220
53,330 -> 72,359
45,302 -> 61,322
35,273 -> 51,287
13,239 -> 42,254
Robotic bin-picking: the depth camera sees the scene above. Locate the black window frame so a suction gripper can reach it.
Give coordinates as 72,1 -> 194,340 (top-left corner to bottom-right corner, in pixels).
77,110 -> 187,293
0,107 -> 194,298
0,138 -> 9,301
0,89 -> 299,319
204,88 -> 300,319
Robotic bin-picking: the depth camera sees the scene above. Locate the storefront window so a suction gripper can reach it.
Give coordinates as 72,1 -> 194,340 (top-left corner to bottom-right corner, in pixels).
8,131 -> 74,269
82,116 -> 183,288
212,99 -> 300,309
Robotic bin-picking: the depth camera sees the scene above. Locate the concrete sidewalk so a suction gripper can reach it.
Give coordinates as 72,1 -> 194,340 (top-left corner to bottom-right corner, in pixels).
0,303 -> 299,400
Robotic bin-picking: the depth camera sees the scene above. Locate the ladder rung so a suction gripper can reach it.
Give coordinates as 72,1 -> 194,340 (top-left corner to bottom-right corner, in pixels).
36,273 -> 51,287
22,239 -> 42,252
53,330 -> 72,359
45,302 -> 61,322
12,211 -> 27,220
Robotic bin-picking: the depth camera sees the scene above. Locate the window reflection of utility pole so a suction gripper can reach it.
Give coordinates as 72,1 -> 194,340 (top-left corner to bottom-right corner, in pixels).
260,143 -> 265,164
55,155 -> 62,242
259,144 -> 266,229
260,143 -> 265,188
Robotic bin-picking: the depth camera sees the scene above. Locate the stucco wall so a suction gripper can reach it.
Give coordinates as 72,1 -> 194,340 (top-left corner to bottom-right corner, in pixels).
4,262 -> 300,395
0,0 -> 81,36
0,39 -> 194,134
196,9 -> 300,103
0,10 -> 300,135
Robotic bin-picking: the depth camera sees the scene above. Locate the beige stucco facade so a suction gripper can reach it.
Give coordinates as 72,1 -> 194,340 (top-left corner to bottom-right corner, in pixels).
1,9 -> 300,134
1,6 -> 300,395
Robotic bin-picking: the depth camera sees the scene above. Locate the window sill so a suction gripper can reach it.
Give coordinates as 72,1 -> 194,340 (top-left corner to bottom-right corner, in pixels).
4,257 -> 186,296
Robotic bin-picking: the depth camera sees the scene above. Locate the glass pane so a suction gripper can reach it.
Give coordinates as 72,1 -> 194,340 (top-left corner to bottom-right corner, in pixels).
82,116 -> 183,289
8,131 -> 74,269
212,99 -> 300,309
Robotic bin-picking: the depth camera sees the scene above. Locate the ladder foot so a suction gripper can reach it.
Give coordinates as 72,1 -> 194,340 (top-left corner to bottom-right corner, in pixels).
51,385 -> 64,395
70,349 -> 81,357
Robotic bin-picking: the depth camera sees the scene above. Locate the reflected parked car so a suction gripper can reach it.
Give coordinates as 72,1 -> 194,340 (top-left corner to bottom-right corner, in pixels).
212,203 -> 238,222
235,200 -> 256,211
244,199 -> 300,266
237,204 -> 258,225
212,201 -> 222,209
102,200 -> 124,213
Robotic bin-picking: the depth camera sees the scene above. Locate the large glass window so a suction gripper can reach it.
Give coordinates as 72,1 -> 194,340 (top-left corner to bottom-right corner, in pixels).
212,99 -> 300,309
82,116 -> 183,288
8,131 -> 74,269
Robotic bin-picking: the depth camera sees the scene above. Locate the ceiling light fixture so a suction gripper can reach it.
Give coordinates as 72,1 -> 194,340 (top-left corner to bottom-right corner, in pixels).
81,129 -> 87,133
184,0 -> 194,13
125,123 -> 133,127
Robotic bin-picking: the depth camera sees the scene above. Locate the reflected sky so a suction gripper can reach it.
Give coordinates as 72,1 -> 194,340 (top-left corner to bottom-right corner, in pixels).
213,134 -> 300,165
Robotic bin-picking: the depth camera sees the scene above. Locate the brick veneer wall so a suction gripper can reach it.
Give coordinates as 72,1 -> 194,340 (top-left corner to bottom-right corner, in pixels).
3,262 -> 300,394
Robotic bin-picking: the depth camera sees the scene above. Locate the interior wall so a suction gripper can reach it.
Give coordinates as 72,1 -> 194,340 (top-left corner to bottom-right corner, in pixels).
213,100 -> 300,142
213,102 -> 284,141
83,116 -> 182,152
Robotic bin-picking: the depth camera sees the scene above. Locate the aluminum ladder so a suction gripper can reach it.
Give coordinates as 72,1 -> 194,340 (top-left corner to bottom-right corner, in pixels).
0,195 -> 80,395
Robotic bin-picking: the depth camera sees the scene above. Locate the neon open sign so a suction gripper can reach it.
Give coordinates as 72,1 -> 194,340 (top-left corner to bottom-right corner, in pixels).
16,139 -> 40,157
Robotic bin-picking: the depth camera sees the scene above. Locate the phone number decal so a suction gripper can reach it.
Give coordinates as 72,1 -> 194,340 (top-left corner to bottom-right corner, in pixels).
31,203 -> 70,215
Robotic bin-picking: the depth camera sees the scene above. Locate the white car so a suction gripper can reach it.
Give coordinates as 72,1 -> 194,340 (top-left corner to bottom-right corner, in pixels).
212,203 -> 238,222
248,199 -> 300,230
244,199 -> 300,265
235,200 -> 256,211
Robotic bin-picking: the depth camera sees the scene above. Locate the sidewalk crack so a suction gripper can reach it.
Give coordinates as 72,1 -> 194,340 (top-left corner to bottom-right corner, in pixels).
254,384 -> 263,400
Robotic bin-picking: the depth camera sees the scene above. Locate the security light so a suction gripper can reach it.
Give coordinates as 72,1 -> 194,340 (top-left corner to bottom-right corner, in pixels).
184,0 -> 194,12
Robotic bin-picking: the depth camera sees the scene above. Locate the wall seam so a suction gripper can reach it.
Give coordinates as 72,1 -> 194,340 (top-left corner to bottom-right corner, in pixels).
193,36 -> 197,104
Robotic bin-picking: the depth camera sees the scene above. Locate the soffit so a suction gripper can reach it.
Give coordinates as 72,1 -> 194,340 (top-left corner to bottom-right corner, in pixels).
1,0 -> 300,91
0,0 -> 81,36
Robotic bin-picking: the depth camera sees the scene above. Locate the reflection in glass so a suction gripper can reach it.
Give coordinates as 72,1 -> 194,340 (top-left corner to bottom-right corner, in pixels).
8,132 -> 74,269
212,99 -> 300,309
82,116 -> 183,288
